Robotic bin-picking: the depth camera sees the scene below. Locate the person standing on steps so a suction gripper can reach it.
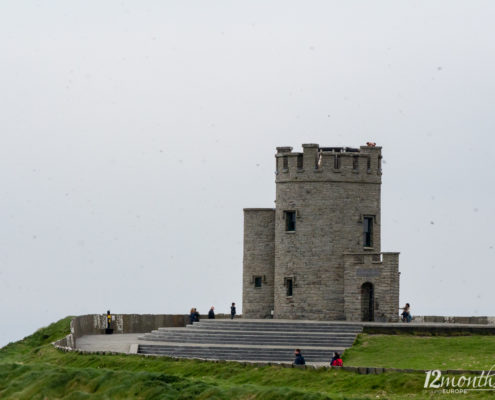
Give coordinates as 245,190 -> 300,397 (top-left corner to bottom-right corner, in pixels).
194,308 -> 200,322
189,308 -> 196,325
230,302 -> 236,319
293,349 -> 305,365
208,306 -> 215,319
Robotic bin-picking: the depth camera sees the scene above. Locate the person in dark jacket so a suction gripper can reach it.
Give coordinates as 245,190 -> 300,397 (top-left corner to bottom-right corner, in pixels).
208,306 -> 215,319
330,352 -> 343,367
189,308 -> 195,325
230,302 -> 236,320
194,308 -> 200,322
400,303 -> 412,323
293,349 -> 305,365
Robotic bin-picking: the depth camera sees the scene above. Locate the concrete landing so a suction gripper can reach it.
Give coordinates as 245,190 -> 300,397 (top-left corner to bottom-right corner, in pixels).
76,334 -> 155,354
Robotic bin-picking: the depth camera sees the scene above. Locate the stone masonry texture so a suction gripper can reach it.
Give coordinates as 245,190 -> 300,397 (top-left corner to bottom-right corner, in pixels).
242,144 -> 400,322
242,209 -> 275,318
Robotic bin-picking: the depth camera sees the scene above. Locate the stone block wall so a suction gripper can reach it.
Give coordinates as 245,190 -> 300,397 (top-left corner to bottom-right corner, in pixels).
413,316 -> 495,324
273,179 -> 381,320
69,314 -> 190,338
57,314 -> 190,349
343,252 -> 400,322
242,209 -> 275,318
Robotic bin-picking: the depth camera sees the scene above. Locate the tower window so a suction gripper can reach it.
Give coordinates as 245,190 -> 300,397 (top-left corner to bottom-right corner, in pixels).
254,276 -> 262,288
367,157 -> 371,172
363,216 -> 373,247
283,156 -> 288,170
378,156 -> 382,172
284,211 -> 296,231
353,156 -> 359,170
297,154 -> 303,170
334,155 -> 341,169
285,278 -> 293,297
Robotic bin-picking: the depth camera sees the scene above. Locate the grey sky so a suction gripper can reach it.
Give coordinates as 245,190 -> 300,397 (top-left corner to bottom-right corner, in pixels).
1,1 -> 494,346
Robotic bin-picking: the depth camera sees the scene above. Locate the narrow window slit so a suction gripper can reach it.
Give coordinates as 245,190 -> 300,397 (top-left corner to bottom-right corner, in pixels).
284,211 -> 296,231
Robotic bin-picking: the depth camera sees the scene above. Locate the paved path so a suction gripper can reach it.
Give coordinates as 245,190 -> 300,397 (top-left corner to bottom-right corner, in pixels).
76,334 -> 151,353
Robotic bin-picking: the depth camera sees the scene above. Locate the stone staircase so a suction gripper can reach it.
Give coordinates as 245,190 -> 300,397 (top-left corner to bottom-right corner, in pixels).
137,319 -> 363,363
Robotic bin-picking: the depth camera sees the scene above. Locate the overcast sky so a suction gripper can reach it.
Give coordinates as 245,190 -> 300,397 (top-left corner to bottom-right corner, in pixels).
1,1 -> 494,347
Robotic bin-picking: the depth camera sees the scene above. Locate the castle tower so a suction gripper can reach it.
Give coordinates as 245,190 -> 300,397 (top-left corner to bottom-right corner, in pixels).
242,144 -> 400,322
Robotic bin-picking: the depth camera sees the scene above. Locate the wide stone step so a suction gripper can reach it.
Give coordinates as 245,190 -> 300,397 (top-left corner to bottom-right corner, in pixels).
144,336 -> 355,344
153,328 -> 357,338
140,336 -> 355,346
196,319 -> 360,324
144,330 -> 356,339
186,323 -> 362,333
138,344 -> 336,362
152,328 -> 352,334
184,327 -> 361,334
141,332 -> 356,341
193,319 -> 362,326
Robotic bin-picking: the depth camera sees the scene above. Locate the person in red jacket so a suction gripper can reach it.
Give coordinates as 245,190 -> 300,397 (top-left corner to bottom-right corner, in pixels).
330,352 -> 343,367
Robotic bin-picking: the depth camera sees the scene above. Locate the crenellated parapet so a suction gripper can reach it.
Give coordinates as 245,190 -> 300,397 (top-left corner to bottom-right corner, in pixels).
275,143 -> 382,184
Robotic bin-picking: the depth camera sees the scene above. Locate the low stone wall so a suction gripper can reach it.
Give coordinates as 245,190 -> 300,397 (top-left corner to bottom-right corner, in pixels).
70,314 -> 190,337
413,316 -> 495,325
54,313 -> 235,350
363,324 -> 495,335
55,314 -> 188,350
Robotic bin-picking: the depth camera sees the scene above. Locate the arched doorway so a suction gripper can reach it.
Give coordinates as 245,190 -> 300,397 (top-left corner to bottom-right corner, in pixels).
361,282 -> 374,321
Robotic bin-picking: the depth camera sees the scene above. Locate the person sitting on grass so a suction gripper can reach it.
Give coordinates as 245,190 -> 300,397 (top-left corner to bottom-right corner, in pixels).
330,352 -> 343,367
293,349 -> 305,365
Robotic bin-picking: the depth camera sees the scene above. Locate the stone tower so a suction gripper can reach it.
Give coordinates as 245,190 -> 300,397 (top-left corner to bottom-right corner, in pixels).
242,144 -> 400,322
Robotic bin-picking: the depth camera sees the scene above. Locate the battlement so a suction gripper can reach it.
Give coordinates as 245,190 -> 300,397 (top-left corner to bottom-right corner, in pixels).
343,252 -> 400,266
275,143 -> 382,184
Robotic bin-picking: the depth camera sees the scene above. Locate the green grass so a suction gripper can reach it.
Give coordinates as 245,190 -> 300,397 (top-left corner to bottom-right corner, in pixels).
0,318 -> 493,399
344,333 -> 495,371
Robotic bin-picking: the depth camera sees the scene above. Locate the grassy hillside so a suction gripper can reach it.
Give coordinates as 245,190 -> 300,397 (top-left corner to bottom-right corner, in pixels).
344,333 -> 495,370
0,318 -> 493,399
